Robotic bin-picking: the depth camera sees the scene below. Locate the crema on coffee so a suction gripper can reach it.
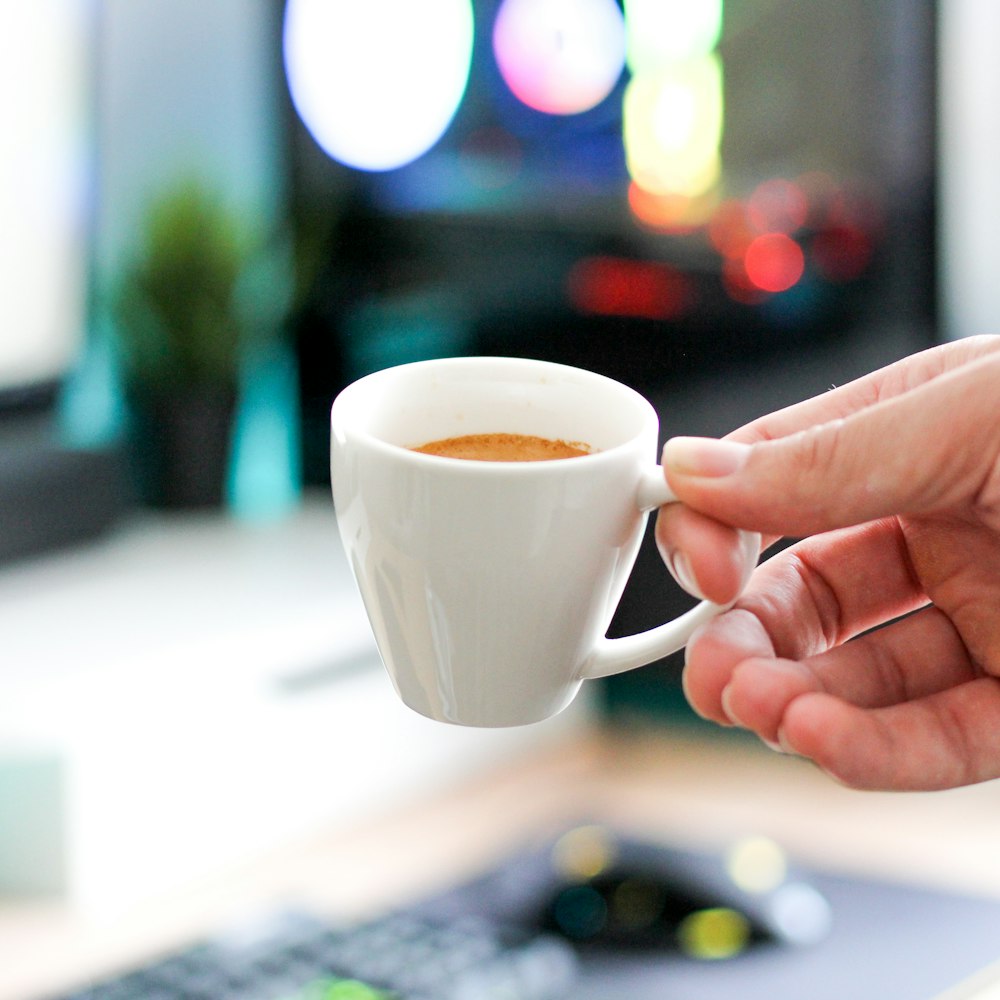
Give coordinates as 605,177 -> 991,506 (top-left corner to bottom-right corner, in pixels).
411,432 -> 592,462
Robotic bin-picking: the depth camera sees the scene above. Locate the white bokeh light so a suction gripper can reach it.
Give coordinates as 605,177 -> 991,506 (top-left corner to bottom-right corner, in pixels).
492,0 -> 626,116
283,0 -> 474,172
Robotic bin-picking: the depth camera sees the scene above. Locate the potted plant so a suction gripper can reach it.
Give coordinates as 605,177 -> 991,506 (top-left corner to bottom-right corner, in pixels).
113,179 -> 274,508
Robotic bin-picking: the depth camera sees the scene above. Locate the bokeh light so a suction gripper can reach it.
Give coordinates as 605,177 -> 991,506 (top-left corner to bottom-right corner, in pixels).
623,56 -> 723,198
567,255 -> 696,320
300,978 -> 392,999
551,824 -> 615,880
624,0 -> 723,70
747,178 -> 809,234
622,0 -> 723,212
283,0 -> 474,171
677,907 -> 751,960
812,224 -> 873,281
769,881 -> 834,946
492,0 -> 626,115
611,877 -> 668,932
628,181 -> 717,233
743,232 -> 805,293
551,884 -> 609,940
708,199 -> 756,259
725,836 -> 788,894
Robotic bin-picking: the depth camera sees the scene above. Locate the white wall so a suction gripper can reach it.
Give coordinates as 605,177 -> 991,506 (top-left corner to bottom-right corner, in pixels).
94,0 -> 283,279
0,1 -> 90,390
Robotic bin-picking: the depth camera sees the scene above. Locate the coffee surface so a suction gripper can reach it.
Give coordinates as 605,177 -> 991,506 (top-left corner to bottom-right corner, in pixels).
412,432 -> 591,462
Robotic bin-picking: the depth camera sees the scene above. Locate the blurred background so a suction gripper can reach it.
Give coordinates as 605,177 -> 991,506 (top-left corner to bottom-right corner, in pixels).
1,0 -> 999,929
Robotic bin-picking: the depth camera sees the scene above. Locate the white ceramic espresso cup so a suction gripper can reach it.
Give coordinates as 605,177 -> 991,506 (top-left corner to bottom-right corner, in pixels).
330,357 -> 758,727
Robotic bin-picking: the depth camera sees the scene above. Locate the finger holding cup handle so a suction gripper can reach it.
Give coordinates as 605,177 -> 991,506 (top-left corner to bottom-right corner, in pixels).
579,464 -> 760,681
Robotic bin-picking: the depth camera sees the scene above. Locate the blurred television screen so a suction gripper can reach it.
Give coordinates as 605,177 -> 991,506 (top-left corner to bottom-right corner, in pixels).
284,0 -> 937,485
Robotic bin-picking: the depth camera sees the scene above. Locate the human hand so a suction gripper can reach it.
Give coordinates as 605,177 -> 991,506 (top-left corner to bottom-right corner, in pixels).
655,335 -> 1000,790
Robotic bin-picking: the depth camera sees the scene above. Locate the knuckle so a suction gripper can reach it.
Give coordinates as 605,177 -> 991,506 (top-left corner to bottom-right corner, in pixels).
795,418 -> 847,476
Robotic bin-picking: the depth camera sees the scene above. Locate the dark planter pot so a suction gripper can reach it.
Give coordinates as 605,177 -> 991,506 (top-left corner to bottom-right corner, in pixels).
127,385 -> 237,509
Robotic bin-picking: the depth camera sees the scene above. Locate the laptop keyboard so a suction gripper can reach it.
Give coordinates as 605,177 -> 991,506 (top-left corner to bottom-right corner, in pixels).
49,909 -> 577,1000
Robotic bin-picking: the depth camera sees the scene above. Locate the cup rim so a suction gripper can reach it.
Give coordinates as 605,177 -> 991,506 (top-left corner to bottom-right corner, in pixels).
330,356 -> 659,469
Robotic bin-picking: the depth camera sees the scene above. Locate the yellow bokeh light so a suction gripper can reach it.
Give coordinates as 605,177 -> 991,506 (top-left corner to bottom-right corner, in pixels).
551,825 -> 616,881
623,55 -> 722,198
677,907 -> 751,960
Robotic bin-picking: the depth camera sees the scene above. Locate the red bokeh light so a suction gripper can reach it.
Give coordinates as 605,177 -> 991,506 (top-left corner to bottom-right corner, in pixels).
747,178 -> 809,234
567,255 -> 696,320
743,233 -> 805,293
708,199 -> 755,259
812,225 -> 873,282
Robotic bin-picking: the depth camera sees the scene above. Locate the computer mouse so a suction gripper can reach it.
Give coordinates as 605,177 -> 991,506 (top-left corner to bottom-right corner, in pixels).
530,825 -> 833,959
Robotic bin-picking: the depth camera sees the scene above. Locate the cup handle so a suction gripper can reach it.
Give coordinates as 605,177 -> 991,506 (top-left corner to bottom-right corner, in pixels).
579,466 -> 760,681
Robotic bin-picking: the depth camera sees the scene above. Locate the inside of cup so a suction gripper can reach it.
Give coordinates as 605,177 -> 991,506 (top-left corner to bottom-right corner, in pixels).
350,359 -> 654,455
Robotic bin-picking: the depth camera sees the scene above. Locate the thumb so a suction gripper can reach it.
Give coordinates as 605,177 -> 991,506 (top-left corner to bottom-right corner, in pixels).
662,354 -> 1000,537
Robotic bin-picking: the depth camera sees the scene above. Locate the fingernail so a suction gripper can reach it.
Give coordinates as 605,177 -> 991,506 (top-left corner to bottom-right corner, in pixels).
720,684 -> 744,727
732,532 -> 760,593
776,725 -> 797,755
663,437 -> 750,478
682,621 -> 710,671
661,547 -> 706,601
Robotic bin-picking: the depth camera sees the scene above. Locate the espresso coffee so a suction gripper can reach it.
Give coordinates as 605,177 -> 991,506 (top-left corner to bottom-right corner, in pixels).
412,432 -> 591,462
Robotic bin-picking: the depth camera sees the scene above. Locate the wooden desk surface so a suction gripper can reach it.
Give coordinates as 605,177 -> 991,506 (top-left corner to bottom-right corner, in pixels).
4,725 -> 1000,1000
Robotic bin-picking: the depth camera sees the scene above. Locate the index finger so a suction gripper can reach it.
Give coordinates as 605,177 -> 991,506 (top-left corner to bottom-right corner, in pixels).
726,335 -> 1000,446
